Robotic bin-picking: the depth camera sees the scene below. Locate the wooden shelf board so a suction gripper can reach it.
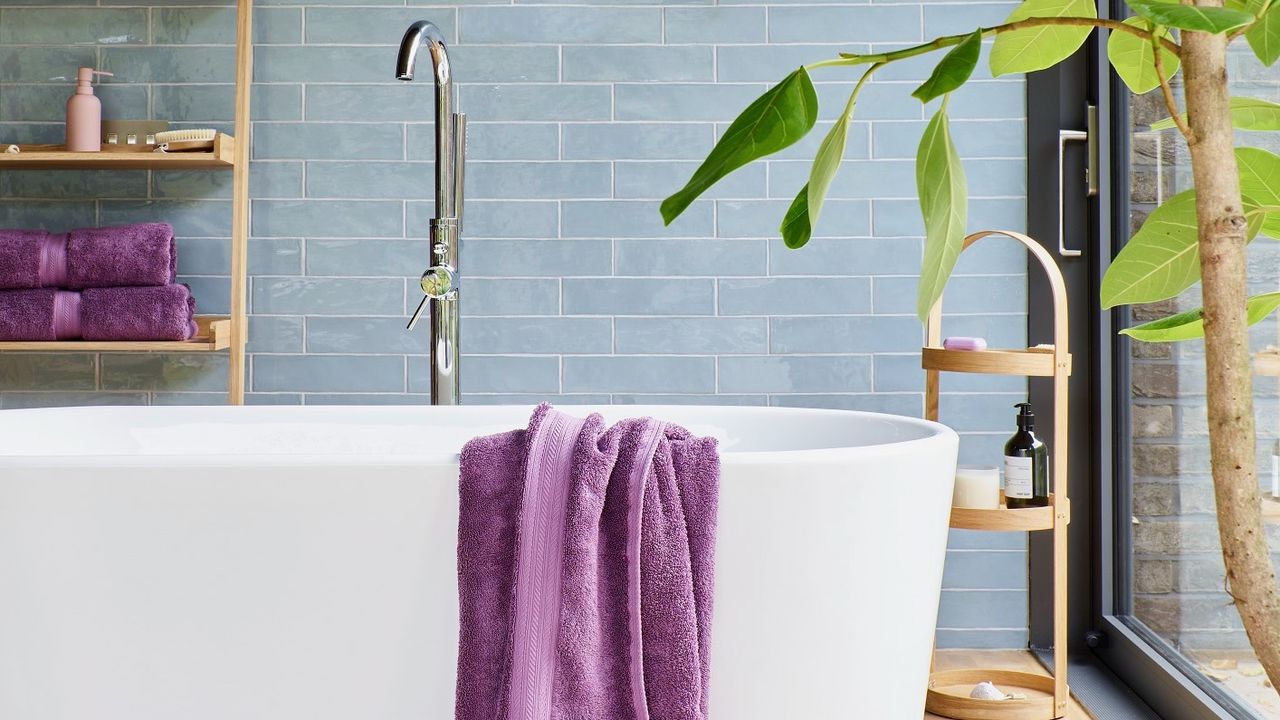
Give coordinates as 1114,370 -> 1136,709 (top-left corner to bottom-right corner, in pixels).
1255,350 -> 1280,377
0,134 -> 234,170
0,315 -> 231,352
922,346 -> 1068,377
926,668 -> 1062,720
927,651 -> 1092,720
949,495 -> 1068,532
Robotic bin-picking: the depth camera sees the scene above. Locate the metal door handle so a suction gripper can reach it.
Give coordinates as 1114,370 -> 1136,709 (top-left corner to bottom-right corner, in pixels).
1057,105 -> 1098,258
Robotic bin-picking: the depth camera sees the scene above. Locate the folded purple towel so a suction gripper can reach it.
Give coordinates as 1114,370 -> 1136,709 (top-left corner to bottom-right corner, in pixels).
0,223 -> 176,290
458,404 -> 719,720
0,285 -> 196,342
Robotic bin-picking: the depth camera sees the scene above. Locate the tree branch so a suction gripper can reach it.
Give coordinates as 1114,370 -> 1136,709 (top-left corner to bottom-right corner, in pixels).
805,16 -> 1181,73
1152,29 -> 1195,143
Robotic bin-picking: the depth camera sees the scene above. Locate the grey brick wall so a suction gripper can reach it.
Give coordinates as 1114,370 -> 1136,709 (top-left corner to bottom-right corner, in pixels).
0,0 -> 1029,648
1128,63 -> 1280,653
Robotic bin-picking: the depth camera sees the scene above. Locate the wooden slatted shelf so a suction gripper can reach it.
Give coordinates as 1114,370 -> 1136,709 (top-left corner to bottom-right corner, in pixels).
922,345 -> 1067,377
949,495 -> 1067,532
0,315 -> 230,352
0,133 -> 235,170
927,669 -> 1058,720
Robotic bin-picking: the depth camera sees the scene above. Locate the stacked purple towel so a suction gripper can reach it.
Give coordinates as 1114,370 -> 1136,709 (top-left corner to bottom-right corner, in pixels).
0,223 -> 176,289
0,223 -> 195,341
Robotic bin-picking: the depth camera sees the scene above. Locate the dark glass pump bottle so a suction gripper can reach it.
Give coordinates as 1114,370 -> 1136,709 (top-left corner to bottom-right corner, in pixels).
1004,402 -> 1049,509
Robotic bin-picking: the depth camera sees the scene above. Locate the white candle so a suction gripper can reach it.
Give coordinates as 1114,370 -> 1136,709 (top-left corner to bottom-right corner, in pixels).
953,465 -> 1000,510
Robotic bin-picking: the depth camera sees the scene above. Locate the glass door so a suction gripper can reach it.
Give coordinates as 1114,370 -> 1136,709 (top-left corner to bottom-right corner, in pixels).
1094,1 -> 1280,717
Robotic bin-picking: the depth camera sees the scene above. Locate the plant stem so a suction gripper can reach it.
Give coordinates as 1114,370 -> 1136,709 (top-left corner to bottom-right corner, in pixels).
1152,29 -> 1195,142
1183,0 -> 1280,693
844,61 -> 883,113
805,16 -> 1181,73
1229,0 -> 1274,40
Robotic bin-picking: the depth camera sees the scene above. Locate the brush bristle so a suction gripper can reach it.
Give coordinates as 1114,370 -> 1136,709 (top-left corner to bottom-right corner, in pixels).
154,129 -> 217,143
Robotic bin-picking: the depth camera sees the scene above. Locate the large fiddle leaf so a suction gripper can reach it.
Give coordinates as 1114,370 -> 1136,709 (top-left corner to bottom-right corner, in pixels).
916,105 -> 968,320
913,30 -> 982,103
1122,291 -> 1280,342
1247,4 -> 1280,66
1107,17 -> 1180,94
1126,0 -> 1256,32
806,90 -> 861,235
1102,190 -> 1202,309
1151,97 -> 1280,131
1237,147 -> 1280,237
1102,188 -> 1267,308
990,0 -> 1097,76
662,68 -> 818,225
781,184 -> 812,249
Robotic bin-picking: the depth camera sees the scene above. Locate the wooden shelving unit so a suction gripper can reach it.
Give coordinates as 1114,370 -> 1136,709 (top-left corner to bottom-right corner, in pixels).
923,230 -> 1072,720
0,1 -> 252,404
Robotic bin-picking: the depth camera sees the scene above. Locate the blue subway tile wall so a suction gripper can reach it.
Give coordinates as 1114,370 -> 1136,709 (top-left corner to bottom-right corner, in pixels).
0,0 -> 1029,648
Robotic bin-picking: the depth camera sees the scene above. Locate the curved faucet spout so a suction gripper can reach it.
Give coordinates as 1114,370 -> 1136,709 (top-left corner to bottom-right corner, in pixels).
395,20 -> 449,85
397,20 -> 465,406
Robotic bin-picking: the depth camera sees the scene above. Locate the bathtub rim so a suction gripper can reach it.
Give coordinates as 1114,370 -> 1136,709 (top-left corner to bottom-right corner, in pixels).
0,404 -> 958,468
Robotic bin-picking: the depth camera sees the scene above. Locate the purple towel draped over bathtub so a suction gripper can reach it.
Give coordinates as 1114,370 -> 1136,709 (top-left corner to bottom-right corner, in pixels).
0,223 -> 177,290
0,285 -> 197,341
457,404 -> 719,720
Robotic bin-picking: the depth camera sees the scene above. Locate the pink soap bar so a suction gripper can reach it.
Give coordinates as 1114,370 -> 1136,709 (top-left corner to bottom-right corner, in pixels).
943,336 -> 987,351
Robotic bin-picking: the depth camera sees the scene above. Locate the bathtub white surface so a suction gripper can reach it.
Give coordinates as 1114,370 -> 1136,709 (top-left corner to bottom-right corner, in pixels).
0,405 -> 958,719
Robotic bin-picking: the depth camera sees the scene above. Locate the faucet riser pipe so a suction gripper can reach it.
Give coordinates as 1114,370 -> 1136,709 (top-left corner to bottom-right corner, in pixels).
396,20 -> 464,406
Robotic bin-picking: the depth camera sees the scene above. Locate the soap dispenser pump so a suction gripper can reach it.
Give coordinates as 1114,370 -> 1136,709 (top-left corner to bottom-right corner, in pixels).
1004,402 -> 1049,509
66,67 -> 113,152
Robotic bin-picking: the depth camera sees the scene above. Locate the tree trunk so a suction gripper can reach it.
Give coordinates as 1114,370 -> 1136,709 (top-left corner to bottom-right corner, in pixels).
1182,4 -> 1280,689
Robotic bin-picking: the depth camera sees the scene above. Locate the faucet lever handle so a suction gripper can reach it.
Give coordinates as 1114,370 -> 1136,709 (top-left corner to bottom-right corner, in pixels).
406,294 -> 429,331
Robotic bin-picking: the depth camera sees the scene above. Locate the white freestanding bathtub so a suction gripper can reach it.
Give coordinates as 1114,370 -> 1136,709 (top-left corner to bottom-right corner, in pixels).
0,404 -> 957,719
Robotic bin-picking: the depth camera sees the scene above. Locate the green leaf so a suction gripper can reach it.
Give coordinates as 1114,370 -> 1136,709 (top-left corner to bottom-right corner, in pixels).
1247,4 -> 1280,66
807,96 -> 857,232
990,0 -> 1097,76
661,68 -> 818,225
1151,96 -> 1280,131
1121,291 -> 1280,342
1245,194 -> 1270,237
1126,0 -> 1256,33
916,106 -> 968,321
1100,189 -> 1201,309
1226,0 -> 1267,13
1107,17 -> 1180,94
913,30 -> 983,103
1237,146 -> 1280,236
780,184 -> 812,249
1102,187 -> 1267,309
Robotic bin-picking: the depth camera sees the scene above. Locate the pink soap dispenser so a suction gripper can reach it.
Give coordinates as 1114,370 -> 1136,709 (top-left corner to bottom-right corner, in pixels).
65,67 -> 113,151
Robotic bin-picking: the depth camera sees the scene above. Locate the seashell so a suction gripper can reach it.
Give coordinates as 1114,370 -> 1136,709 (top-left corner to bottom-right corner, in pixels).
970,681 -> 1008,701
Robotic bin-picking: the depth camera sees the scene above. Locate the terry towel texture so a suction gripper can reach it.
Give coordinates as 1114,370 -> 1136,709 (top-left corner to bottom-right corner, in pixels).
0,223 -> 176,290
458,404 -> 719,720
0,285 -> 197,341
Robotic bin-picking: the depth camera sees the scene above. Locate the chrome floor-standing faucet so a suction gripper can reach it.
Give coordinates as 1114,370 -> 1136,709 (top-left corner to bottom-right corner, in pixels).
396,21 -> 465,405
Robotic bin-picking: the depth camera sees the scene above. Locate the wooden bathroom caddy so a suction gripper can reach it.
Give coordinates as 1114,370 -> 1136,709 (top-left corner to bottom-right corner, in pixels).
923,231 -> 1072,720
0,0 -> 253,404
